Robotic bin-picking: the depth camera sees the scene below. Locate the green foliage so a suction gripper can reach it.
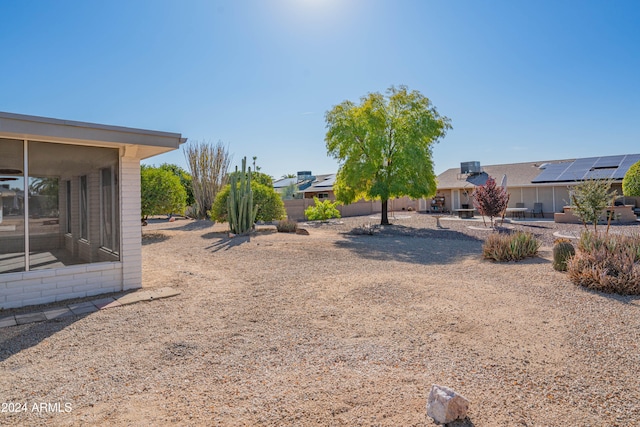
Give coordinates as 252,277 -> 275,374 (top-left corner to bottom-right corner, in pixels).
482,231 -> 540,262
281,182 -> 298,200
159,163 -> 194,206
472,176 -> 510,227
226,157 -> 258,234
622,160 -> 640,197
211,181 -> 286,224
570,179 -> 617,232
567,231 -> 640,294
325,85 -> 452,225
183,140 -> 231,219
304,197 -> 341,221
140,166 -> 187,220
276,219 -> 298,233
552,240 -> 575,271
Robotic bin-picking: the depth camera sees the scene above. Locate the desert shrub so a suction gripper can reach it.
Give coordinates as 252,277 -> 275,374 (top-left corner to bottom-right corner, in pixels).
567,231 -> 640,294
276,219 -> 298,233
140,166 -> 187,221
472,176 -> 510,227
482,231 -> 540,262
211,181 -> 286,223
552,239 -> 575,271
304,197 -> 341,221
622,160 -> 640,197
570,179 -> 617,232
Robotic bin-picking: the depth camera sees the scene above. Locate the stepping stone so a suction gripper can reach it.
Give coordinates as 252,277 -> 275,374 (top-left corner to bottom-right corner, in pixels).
43,308 -> 73,320
68,302 -> 98,315
15,312 -> 47,325
0,316 -> 17,328
149,287 -> 181,299
91,297 -> 121,310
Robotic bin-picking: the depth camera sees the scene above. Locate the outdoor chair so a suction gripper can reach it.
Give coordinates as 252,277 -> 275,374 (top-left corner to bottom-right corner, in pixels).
515,202 -> 525,219
531,202 -> 543,218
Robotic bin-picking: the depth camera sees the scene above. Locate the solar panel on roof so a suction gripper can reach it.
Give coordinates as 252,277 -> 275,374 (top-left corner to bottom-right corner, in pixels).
531,154 -> 640,183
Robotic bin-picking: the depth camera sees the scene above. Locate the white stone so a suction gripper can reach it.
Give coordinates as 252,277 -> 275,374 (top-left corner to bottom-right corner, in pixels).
426,384 -> 469,424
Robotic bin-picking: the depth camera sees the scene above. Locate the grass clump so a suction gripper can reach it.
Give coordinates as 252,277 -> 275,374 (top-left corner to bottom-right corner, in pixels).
276,219 -> 298,233
482,231 -> 540,262
567,231 -> 640,295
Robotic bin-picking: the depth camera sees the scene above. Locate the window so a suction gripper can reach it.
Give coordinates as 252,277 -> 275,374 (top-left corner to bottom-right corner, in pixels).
100,166 -> 119,253
317,193 -> 329,199
79,175 -> 88,241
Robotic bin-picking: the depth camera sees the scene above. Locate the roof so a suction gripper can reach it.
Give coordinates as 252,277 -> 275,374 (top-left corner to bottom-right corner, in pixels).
301,174 -> 336,193
531,154 -> 640,183
436,160 -> 567,189
0,111 -> 185,160
273,177 -> 297,189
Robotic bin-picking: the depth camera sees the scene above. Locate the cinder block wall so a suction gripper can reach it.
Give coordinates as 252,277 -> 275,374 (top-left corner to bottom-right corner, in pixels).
0,263 -> 122,309
0,157 -> 143,309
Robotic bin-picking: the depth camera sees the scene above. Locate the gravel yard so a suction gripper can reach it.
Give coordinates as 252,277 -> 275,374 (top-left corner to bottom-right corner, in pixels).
1,213 -> 639,426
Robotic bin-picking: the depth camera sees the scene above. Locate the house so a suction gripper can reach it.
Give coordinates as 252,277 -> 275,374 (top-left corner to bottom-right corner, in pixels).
277,171 -> 420,220
0,112 -> 185,309
435,155 -> 640,219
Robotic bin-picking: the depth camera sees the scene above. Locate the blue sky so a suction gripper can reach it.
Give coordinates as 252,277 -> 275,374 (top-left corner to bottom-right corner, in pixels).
1,0 -> 639,178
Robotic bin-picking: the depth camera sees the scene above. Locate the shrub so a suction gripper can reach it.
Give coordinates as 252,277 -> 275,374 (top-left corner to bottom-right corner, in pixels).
552,239 -> 575,271
622,160 -> 640,197
304,197 -> 341,221
570,179 -> 617,232
276,219 -> 298,233
211,181 -> 287,223
482,231 -> 540,262
472,176 -> 510,227
567,231 -> 640,294
140,166 -> 187,221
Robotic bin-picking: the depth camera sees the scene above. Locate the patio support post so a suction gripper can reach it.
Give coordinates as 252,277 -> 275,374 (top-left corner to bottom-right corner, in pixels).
23,139 -> 30,271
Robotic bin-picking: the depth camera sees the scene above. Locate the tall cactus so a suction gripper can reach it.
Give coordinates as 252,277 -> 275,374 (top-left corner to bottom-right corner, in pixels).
227,157 -> 258,234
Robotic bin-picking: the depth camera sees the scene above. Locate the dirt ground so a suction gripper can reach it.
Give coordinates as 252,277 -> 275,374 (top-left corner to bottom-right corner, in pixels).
1,214 -> 639,426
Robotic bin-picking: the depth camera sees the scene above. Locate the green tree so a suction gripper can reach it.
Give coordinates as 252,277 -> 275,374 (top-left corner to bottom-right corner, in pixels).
325,85 -> 451,225
159,163 -> 194,206
571,179 -> 617,232
304,197 -> 341,221
140,165 -> 187,221
211,181 -> 286,223
622,160 -> 640,197
281,182 -> 298,200
282,173 -> 297,179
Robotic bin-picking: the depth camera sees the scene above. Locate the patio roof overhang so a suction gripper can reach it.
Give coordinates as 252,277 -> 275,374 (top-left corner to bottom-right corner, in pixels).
0,111 -> 185,159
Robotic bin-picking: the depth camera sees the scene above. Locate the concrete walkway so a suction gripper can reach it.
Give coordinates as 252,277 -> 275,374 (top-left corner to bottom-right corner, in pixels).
0,287 -> 180,329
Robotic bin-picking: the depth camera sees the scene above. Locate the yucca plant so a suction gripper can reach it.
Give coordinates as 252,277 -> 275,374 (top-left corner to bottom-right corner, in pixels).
568,231 -> 640,294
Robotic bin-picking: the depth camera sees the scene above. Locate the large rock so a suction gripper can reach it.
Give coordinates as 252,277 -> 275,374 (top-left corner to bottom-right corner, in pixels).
426,384 -> 469,424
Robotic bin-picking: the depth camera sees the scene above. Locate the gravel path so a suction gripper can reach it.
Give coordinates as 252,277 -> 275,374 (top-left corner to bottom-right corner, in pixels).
1,214 -> 639,426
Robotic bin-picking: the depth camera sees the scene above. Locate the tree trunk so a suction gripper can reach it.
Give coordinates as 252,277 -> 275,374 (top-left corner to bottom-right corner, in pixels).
381,199 -> 390,225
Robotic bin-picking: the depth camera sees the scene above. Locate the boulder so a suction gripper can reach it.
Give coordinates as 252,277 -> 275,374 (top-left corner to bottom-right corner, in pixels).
426,384 -> 469,424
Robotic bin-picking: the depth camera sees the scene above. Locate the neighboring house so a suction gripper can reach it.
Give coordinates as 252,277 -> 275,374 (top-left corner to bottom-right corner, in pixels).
436,154 -> 640,217
0,112 -> 184,309
277,171 -> 419,220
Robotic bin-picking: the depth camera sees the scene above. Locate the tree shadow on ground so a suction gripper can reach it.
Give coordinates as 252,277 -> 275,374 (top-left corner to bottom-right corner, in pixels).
142,232 -> 171,245
205,235 -> 252,252
336,226 -> 483,266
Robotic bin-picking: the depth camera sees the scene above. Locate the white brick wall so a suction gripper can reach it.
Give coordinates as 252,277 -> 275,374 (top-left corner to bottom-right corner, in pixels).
0,263 -> 122,309
0,156 -> 144,310
120,158 -> 142,291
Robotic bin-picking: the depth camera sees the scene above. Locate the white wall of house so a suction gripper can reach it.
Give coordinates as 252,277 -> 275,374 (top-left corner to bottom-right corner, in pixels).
0,112 -> 183,310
